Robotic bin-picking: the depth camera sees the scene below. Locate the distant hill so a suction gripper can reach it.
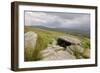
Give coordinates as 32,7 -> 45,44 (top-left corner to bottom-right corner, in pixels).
26,25 -> 90,38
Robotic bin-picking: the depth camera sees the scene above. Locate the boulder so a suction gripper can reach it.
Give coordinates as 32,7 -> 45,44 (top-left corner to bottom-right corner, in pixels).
57,36 -> 80,45
74,45 -> 84,53
25,31 -> 37,50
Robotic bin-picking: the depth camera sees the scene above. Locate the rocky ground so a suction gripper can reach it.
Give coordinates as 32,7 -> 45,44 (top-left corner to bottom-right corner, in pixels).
40,42 -> 90,60
40,45 -> 76,60
25,31 -> 90,61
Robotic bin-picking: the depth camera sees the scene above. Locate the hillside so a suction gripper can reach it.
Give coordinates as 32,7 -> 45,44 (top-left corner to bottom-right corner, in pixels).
24,26 -> 90,61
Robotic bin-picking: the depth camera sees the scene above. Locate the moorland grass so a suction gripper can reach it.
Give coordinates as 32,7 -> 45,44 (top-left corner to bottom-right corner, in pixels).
24,26 -> 90,61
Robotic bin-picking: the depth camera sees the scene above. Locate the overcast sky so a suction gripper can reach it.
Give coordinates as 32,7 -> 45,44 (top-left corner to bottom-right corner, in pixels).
25,11 -> 90,29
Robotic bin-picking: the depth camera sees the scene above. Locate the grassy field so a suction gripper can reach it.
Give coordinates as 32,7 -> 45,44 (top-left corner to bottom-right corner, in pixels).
24,26 -> 90,61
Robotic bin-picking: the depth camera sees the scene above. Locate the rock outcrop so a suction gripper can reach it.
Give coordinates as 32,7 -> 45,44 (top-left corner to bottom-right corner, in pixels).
40,45 -> 76,60
40,36 -> 88,60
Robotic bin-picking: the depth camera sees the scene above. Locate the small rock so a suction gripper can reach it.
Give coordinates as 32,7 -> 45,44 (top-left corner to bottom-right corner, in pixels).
83,48 -> 90,58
